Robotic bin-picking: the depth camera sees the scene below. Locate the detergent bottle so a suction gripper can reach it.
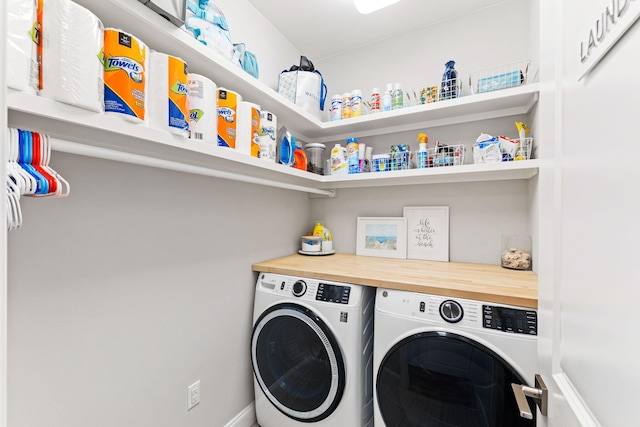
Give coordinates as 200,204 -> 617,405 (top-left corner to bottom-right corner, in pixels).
291,136 -> 307,171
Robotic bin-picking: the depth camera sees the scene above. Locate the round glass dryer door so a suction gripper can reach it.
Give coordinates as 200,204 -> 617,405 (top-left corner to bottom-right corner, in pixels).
377,331 -> 535,427
251,303 -> 345,422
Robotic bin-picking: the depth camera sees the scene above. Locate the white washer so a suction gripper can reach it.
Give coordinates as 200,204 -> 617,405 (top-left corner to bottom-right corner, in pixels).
251,273 -> 375,427
373,288 -> 538,427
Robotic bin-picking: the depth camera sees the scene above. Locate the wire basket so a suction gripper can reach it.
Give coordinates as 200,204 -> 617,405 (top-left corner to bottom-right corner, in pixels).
410,79 -> 463,105
424,144 -> 466,167
469,60 -> 530,95
473,137 -> 532,164
410,84 -> 440,105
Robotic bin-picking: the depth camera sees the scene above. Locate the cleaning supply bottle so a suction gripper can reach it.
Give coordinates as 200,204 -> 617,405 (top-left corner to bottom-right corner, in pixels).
417,133 -> 428,168
370,88 -> 380,113
392,83 -> 403,110
313,221 -> 324,236
382,83 -> 393,112
346,137 -> 359,174
278,127 -> 294,166
291,136 -> 307,171
440,60 -> 459,100
330,94 -> 342,121
351,89 -> 362,117
341,92 -> 352,119
330,143 -> 348,175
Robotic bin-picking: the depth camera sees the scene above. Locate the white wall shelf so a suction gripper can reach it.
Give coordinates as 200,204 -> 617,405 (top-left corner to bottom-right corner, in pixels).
72,0 -> 539,143
7,90 -> 539,193
7,0 -> 540,194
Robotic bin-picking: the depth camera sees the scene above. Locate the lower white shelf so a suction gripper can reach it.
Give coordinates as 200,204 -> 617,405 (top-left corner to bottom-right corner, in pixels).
7,91 -> 540,194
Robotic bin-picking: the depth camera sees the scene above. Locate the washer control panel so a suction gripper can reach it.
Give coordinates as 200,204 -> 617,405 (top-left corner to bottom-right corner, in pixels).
316,283 -> 351,304
483,305 -> 537,335
257,273 -> 357,306
377,288 -> 537,336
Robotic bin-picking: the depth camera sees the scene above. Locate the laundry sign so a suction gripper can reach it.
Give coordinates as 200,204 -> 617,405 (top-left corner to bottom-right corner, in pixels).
578,0 -> 640,80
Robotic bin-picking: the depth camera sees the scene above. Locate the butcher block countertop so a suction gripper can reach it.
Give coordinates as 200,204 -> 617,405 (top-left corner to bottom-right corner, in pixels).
252,253 -> 538,308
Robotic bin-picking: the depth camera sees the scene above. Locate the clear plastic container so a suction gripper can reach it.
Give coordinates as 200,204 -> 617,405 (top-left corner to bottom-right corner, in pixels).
305,143 -> 326,175
501,235 -> 532,270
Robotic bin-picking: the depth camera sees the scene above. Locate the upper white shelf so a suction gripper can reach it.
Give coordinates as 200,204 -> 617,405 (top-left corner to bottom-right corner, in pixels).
72,0 -> 539,143
6,0 -> 541,194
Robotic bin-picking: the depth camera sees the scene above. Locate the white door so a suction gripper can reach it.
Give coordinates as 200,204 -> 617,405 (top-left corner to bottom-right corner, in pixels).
534,0 -> 640,425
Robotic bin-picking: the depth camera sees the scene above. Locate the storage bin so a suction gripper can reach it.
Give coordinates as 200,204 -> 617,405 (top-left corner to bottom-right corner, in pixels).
469,60 -> 530,95
473,137 -> 532,163
425,144 -> 466,167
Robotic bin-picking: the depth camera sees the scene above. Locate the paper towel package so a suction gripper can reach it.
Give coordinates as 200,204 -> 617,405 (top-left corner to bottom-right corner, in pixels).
236,101 -> 260,156
7,0 -> 38,93
217,88 -> 242,148
148,51 -> 190,137
103,28 -> 148,123
188,73 -> 217,144
39,0 -> 104,112
258,110 -> 277,162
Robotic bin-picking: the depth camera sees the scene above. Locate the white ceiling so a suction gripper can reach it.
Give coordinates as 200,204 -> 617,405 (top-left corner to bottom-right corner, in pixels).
248,0 -> 509,60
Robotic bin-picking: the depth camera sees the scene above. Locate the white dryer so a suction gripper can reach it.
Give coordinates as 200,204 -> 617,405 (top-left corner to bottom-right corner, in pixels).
251,273 -> 375,427
374,288 -> 538,427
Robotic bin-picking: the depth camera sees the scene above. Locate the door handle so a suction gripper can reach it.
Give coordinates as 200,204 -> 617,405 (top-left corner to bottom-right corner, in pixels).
511,374 -> 548,419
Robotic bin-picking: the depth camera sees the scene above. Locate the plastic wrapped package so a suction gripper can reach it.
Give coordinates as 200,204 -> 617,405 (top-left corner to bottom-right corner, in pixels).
39,0 -> 104,112
184,0 -> 235,62
7,0 -> 39,93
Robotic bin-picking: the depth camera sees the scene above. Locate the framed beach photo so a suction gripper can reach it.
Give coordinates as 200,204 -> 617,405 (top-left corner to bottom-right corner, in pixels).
403,206 -> 450,261
356,217 -> 407,259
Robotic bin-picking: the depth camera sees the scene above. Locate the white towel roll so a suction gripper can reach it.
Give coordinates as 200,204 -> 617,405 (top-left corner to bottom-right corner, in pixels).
188,73 -> 217,144
40,0 -> 104,112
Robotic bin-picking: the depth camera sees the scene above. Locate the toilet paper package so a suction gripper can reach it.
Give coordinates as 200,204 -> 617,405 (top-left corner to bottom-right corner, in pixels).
103,28 -> 148,123
7,0 -> 39,93
236,101 -> 261,156
188,73 -> 217,144
148,51 -> 190,137
258,110 -> 277,162
39,0 -> 104,112
217,88 -> 242,148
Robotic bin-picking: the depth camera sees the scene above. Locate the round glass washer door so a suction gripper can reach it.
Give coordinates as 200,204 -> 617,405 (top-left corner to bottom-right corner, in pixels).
251,303 -> 345,422
376,331 -> 535,427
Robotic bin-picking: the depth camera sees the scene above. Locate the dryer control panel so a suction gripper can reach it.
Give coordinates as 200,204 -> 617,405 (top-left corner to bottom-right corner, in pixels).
483,305 -> 537,335
316,283 -> 351,304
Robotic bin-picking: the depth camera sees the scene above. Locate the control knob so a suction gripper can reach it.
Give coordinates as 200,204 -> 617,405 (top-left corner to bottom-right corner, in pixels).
439,300 -> 463,323
292,280 -> 307,297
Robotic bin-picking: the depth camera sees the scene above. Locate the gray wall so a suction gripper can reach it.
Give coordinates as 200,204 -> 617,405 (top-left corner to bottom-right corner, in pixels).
8,153 -> 310,426
6,1 -> 538,425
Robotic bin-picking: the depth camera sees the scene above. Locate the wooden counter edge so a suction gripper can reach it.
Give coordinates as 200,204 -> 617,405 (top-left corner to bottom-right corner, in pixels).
252,253 -> 538,309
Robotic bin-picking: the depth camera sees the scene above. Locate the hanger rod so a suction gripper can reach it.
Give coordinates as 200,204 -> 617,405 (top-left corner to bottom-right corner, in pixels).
50,139 -> 336,197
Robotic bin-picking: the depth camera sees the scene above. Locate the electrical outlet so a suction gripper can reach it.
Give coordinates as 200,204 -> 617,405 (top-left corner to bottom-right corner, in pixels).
187,380 -> 200,410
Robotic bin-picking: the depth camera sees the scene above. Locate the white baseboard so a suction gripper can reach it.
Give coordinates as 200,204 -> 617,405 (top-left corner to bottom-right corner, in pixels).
224,402 -> 256,427
553,373 -> 601,427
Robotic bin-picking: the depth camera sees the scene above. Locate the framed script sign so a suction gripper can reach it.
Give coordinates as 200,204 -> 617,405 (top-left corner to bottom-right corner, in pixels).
403,206 -> 450,261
